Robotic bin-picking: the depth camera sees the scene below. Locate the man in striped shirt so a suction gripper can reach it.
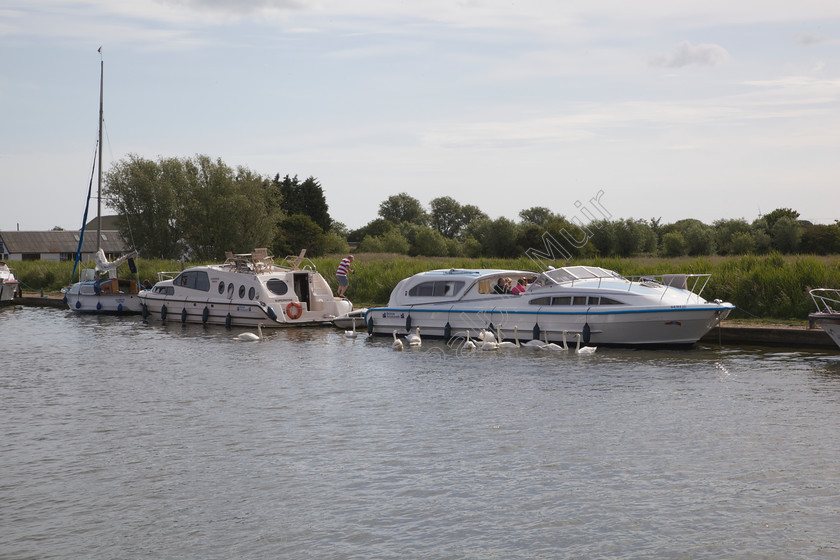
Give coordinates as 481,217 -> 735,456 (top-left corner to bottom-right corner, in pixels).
336,255 -> 355,297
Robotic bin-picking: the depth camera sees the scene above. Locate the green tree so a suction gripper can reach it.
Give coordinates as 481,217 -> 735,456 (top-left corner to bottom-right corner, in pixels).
412,227 -> 449,256
430,196 -> 464,238
180,156 -> 277,260
801,223 -> 840,254
273,174 -> 332,232
378,193 -> 428,225
519,206 -> 558,227
714,218 -> 753,255
683,222 -> 716,255
771,216 -> 802,253
274,214 -> 325,257
729,231 -> 756,254
761,208 -> 800,231
103,154 -> 186,259
662,231 -> 686,257
349,218 -> 396,243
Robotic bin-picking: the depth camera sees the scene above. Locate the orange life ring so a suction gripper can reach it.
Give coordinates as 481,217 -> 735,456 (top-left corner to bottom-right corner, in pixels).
286,301 -> 303,320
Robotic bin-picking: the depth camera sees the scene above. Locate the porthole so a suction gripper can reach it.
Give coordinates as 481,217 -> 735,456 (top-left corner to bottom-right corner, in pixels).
266,278 -> 288,296
248,287 -> 256,300
227,283 -> 234,298
218,281 -> 225,294
239,285 -> 246,299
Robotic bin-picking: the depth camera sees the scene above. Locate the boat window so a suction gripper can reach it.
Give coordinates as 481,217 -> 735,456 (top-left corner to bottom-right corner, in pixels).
218,281 -> 225,294
529,297 -> 551,305
238,285 -> 246,299
573,296 -> 587,305
589,297 -> 600,305
153,286 -> 174,295
408,280 -> 464,297
552,296 -> 571,306
266,279 -> 288,296
599,297 -> 623,305
174,271 -> 210,292
227,283 -> 234,298
248,287 -> 256,300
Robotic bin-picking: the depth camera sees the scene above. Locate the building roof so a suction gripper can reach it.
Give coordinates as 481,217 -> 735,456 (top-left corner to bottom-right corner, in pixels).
0,230 -> 130,254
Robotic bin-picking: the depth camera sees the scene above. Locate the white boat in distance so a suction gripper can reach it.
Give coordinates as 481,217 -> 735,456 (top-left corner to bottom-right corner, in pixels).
139,249 -> 352,328
365,265 -> 734,347
809,288 -> 840,350
0,261 -> 21,302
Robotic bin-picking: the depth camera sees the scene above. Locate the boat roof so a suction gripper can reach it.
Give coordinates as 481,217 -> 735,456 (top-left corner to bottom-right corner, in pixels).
414,268 -> 537,278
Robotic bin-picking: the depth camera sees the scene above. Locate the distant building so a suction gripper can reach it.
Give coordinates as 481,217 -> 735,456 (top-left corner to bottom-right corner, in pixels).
0,216 -> 132,261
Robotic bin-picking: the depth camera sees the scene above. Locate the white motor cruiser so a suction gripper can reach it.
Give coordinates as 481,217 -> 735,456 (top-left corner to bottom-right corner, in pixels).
139,250 -> 352,328
0,261 -> 20,302
809,288 -> 840,350
365,265 -> 734,347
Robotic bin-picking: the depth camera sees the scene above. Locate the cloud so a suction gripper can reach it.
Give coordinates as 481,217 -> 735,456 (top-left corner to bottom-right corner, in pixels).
796,32 -> 828,45
650,40 -> 730,68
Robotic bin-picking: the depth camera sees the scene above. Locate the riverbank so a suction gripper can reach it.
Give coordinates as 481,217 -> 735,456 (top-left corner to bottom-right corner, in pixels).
4,292 -> 837,349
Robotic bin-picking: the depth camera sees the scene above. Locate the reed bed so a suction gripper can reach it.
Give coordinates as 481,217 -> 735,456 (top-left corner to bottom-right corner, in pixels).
10,253 -> 840,321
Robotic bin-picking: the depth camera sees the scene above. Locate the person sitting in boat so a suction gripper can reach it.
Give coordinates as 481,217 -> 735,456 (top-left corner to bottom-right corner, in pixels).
493,277 -> 511,294
511,278 -> 527,294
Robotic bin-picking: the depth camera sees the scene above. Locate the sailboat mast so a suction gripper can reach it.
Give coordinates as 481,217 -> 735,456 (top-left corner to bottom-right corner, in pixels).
97,58 -> 103,253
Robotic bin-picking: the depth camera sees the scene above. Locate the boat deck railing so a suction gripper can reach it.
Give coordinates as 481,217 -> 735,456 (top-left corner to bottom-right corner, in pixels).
626,273 -> 712,304
810,288 -> 840,314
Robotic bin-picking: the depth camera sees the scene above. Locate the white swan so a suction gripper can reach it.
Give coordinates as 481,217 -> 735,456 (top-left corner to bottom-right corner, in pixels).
392,330 -> 403,351
574,332 -> 597,354
481,338 -> 499,351
463,331 -> 476,350
344,318 -> 358,338
478,329 -> 496,344
496,325 -> 520,348
235,323 -> 263,342
406,326 -> 422,347
521,329 -> 546,349
540,330 -> 566,352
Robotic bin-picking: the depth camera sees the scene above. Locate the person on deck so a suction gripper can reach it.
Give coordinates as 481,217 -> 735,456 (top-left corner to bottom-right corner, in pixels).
336,255 -> 355,297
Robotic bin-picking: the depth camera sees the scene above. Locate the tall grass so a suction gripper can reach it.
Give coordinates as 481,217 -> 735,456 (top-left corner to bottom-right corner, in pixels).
11,253 -> 840,320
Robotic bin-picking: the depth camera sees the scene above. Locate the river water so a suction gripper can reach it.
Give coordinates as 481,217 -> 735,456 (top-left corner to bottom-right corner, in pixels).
2,306 -> 840,559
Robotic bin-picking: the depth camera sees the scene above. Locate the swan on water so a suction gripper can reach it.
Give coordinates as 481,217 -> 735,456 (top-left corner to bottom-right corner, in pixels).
235,323 -> 264,342
574,332 -> 597,354
496,325 -> 520,349
345,318 -> 358,338
406,327 -> 422,347
463,331 -> 476,350
539,330 -> 566,352
392,330 -> 403,351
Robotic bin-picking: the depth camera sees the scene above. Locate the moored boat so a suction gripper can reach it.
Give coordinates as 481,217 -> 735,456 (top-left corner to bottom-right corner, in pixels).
365,265 -> 734,347
64,53 -> 143,315
0,261 -> 21,302
808,288 -> 840,349
138,249 -> 352,328
63,249 -> 143,313
332,308 -> 368,330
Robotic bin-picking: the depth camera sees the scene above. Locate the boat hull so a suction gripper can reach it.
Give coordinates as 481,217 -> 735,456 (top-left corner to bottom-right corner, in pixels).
809,313 -> 840,349
63,280 -> 143,313
366,304 -> 732,346
0,281 -> 20,302
138,295 -> 352,327
137,261 -> 352,328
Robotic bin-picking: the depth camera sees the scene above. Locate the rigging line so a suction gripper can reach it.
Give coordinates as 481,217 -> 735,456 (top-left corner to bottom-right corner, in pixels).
70,139 -> 101,284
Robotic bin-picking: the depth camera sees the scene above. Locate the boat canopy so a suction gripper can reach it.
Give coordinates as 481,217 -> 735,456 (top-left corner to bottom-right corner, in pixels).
543,266 -> 624,285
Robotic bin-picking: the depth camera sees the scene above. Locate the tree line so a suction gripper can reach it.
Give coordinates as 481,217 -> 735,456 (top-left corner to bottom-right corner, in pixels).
104,155 -> 840,260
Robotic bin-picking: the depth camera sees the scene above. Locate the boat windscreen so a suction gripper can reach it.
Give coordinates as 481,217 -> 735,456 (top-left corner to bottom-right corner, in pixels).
546,266 -> 620,283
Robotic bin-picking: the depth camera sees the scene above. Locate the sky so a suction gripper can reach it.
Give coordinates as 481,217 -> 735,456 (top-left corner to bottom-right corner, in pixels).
1,1 -> 839,233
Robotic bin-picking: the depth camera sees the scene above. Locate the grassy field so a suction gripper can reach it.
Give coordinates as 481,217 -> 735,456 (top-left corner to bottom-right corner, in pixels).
10,252 -> 840,321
